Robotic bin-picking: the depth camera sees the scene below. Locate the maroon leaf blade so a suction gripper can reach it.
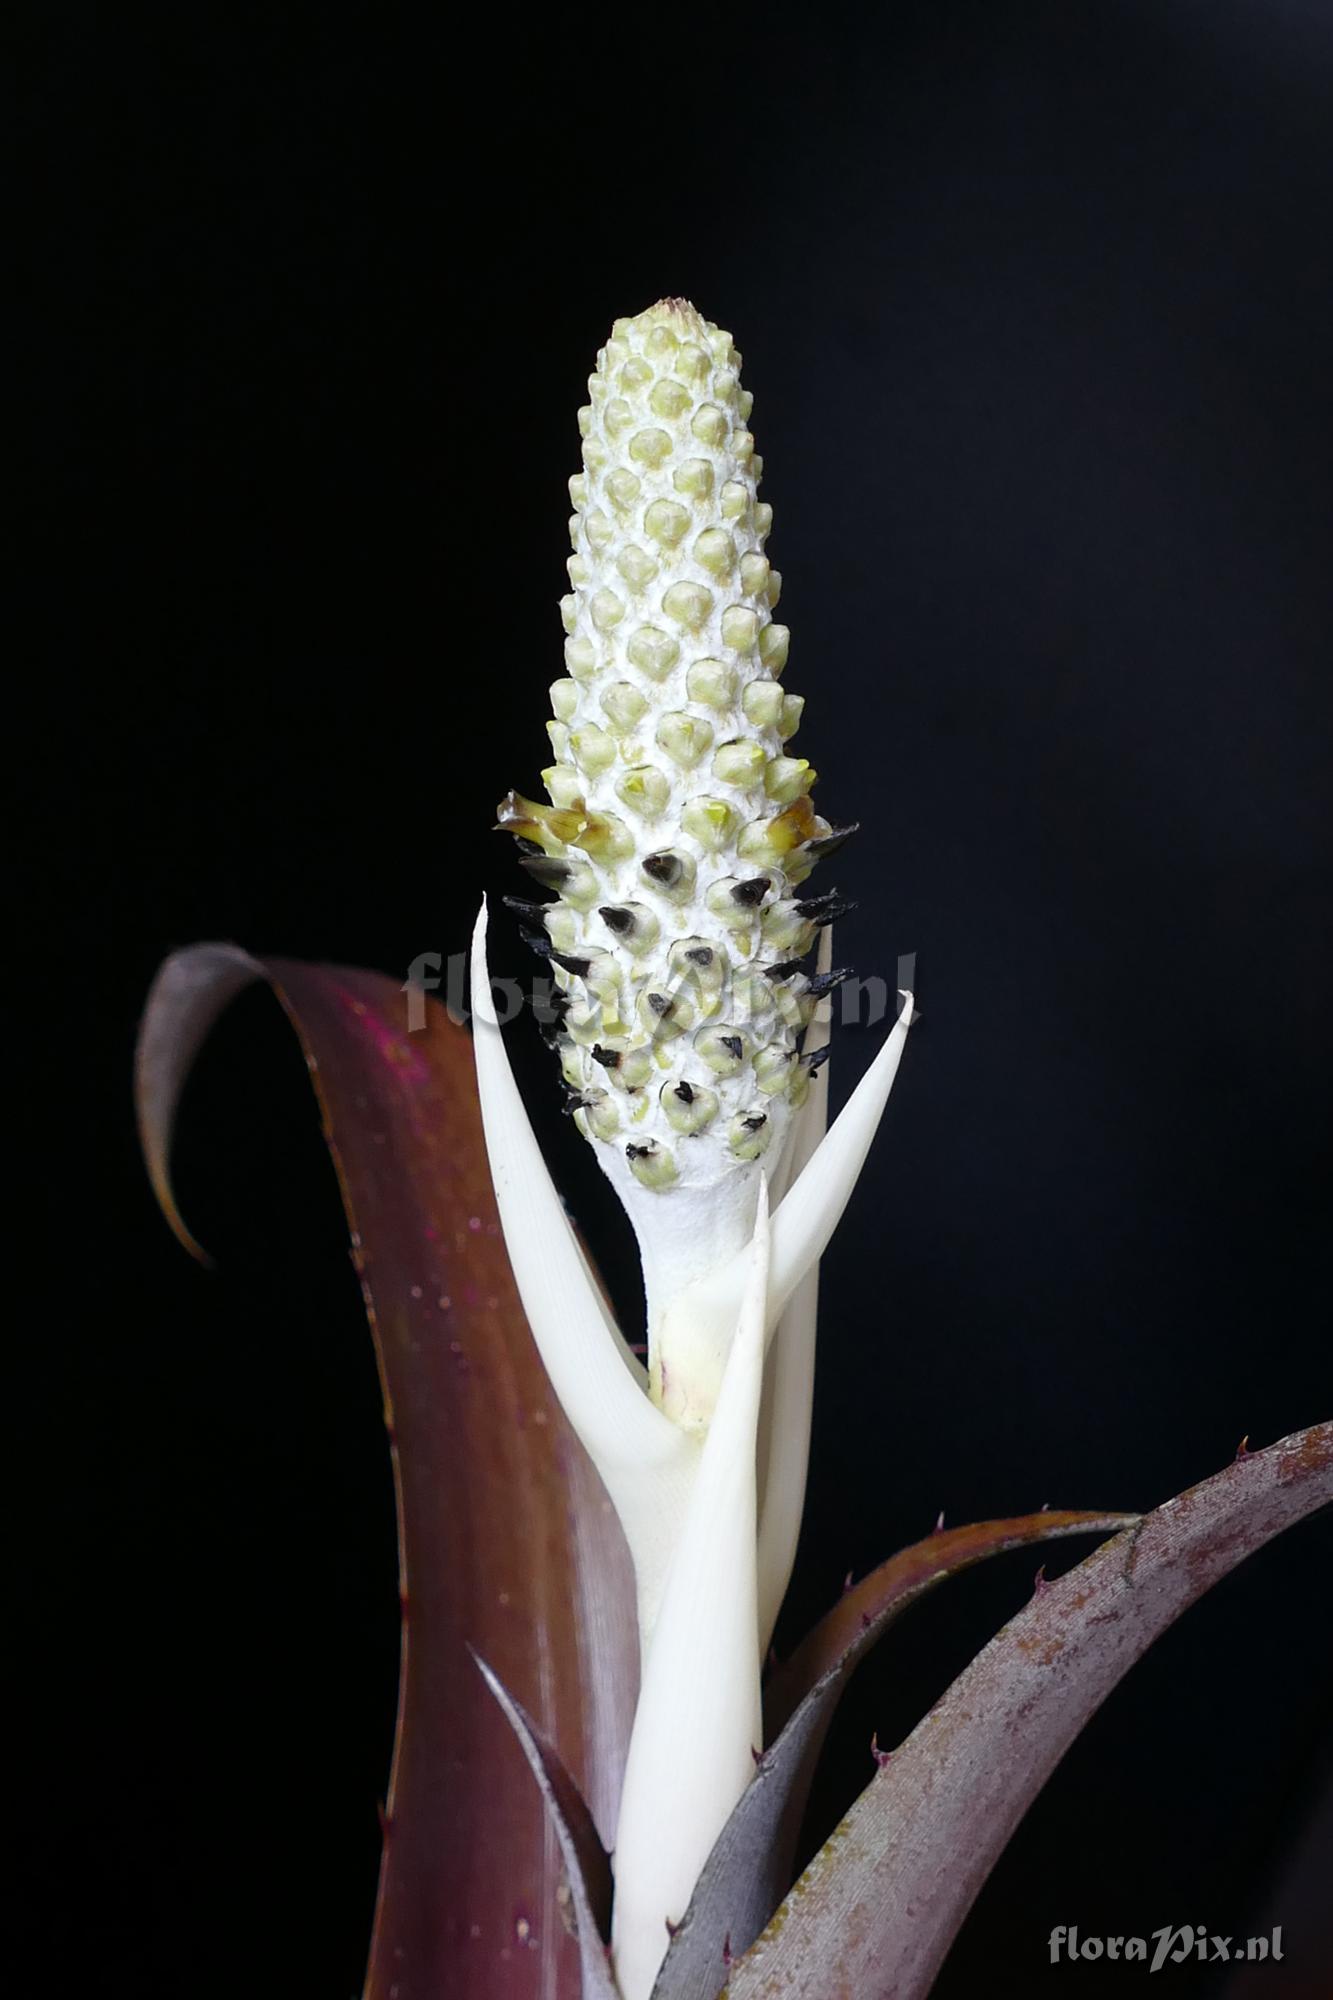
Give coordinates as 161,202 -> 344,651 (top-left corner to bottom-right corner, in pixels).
135,940 -> 266,1263
764,1509 -> 1136,1737
728,1423 -> 1333,2000
652,1511 -> 1130,2000
135,945 -> 640,2000
473,1651 -> 620,2000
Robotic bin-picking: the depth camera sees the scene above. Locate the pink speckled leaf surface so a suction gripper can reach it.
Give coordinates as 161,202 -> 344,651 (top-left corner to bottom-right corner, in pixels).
136,946 -> 639,2000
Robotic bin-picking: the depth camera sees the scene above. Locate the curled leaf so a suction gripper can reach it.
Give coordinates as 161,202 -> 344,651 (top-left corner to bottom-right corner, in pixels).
729,1423 -> 1333,2000
135,940 -> 265,1262
136,946 -> 639,2000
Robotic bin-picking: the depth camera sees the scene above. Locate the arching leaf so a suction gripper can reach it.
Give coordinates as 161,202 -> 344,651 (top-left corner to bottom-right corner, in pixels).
728,1424 -> 1332,2000
136,945 -> 639,2000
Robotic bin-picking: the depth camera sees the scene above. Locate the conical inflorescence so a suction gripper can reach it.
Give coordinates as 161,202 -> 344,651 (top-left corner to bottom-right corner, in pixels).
496,299 -> 855,1338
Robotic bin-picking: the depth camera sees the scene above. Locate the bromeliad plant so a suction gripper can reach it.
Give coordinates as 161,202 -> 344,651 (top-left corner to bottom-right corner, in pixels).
138,300 -> 1331,2000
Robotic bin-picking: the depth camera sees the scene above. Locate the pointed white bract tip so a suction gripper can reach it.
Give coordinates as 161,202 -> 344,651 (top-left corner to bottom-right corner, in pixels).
654,980 -> 914,1394
742,1174 -> 771,1321
470,897 -> 494,1021
469,886 -> 699,1659
766,989 -> 912,1308
468,888 -> 683,1477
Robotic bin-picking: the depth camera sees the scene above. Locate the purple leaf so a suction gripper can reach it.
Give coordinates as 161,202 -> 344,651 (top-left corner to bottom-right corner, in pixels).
473,1650 -> 620,2000
764,1508 -> 1136,1737
728,1423 -> 1333,2000
135,945 -> 639,2000
651,1511 -> 1130,2000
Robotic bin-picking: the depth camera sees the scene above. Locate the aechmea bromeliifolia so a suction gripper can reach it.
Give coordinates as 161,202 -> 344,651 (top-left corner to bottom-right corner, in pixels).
471,299 -> 914,1999
131,294 -> 1333,2000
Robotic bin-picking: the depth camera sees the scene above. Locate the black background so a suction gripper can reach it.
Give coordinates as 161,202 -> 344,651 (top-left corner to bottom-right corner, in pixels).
18,5 -> 1333,1996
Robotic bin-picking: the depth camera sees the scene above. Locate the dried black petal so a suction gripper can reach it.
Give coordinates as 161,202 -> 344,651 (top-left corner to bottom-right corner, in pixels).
802,823 -> 860,864
807,967 -> 851,998
795,890 -> 858,926
517,852 -> 571,887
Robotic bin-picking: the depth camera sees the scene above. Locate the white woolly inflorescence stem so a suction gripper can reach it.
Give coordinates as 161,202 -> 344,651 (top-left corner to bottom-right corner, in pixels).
609,1182 -> 771,2000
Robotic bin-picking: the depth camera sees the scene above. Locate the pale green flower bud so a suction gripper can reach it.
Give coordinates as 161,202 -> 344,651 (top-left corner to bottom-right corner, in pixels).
686,658 -> 738,710
680,796 -> 739,851
661,1077 -> 719,1136
655,711 -> 714,768
627,1139 -> 678,1190
741,679 -> 785,729
712,738 -> 767,789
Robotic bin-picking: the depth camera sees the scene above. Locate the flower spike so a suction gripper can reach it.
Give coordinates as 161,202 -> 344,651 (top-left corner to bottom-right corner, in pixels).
496,299 -> 853,1413
477,302 -> 916,1985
